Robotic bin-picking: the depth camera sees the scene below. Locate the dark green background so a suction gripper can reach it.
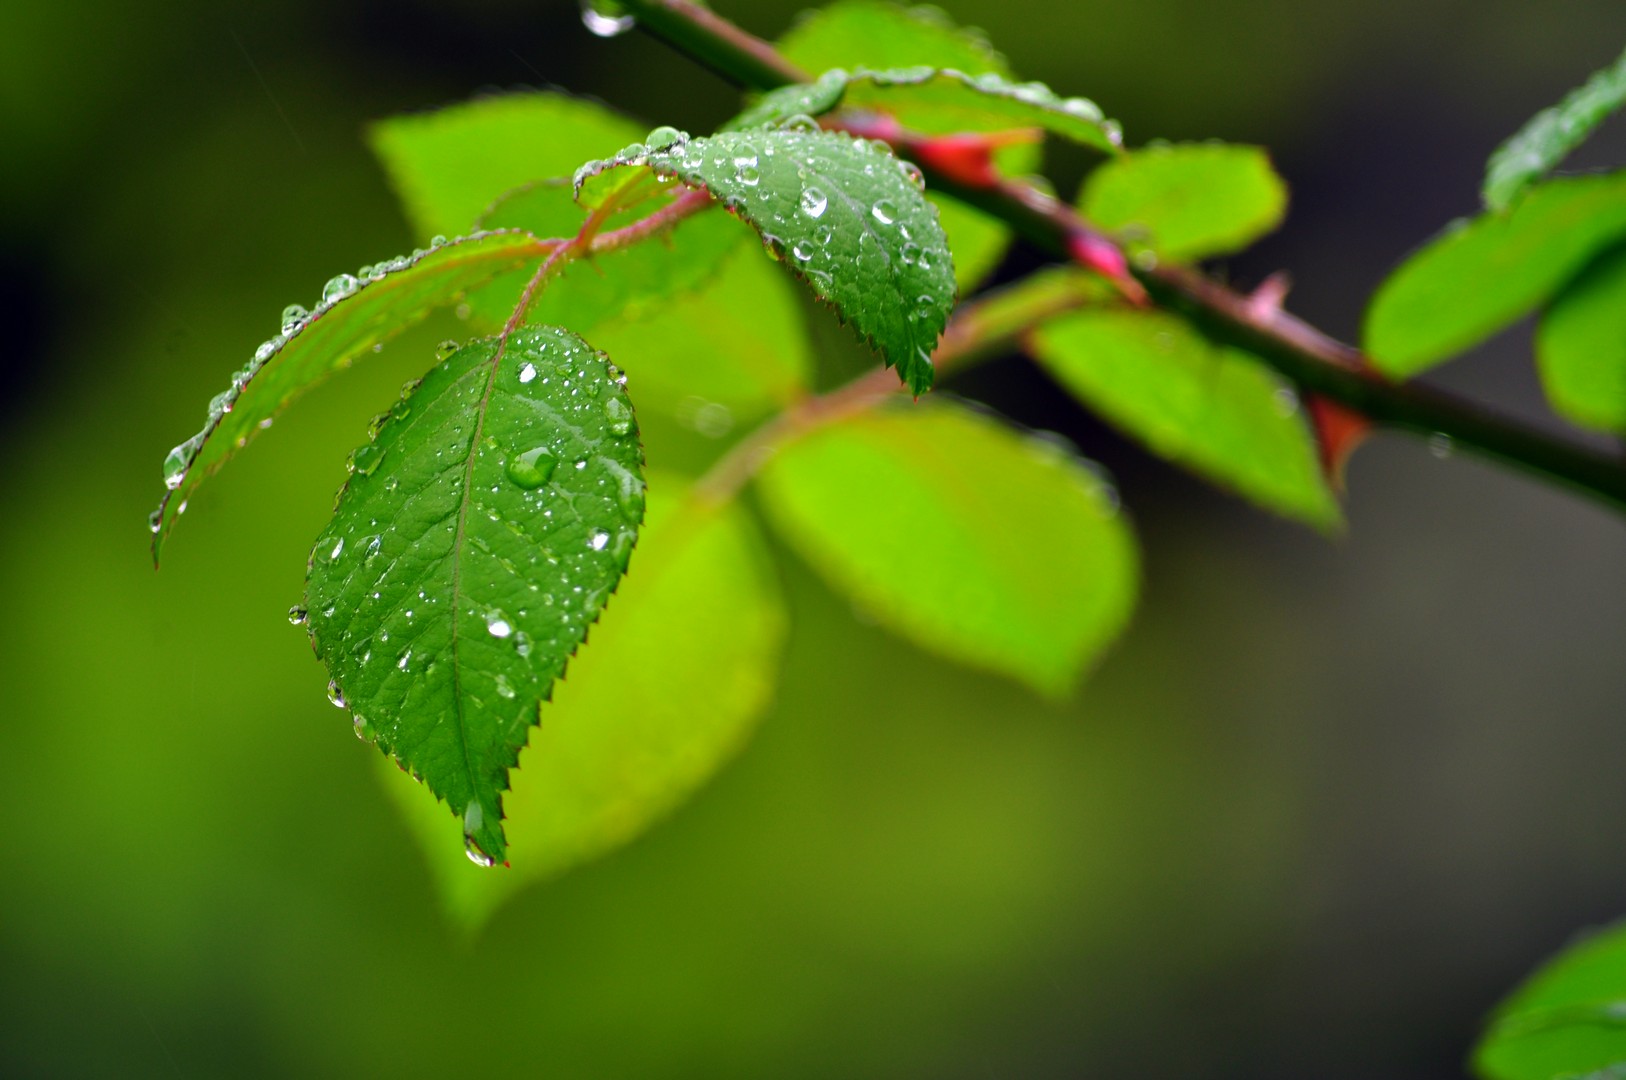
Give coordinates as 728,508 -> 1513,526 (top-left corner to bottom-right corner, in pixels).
2,1 -> 1624,1076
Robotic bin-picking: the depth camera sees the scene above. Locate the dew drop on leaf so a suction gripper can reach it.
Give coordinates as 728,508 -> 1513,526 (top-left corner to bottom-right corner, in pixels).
349,444 -> 384,477
280,304 -> 308,332
322,274 -> 359,303
436,340 -> 460,361
506,445 -> 558,489
603,397 -> 635,436
871,200 -> 898,225
287,605 -> 308,627
800,187 -> 828,218
326,680 -> 347,709
485,611 -> 513,639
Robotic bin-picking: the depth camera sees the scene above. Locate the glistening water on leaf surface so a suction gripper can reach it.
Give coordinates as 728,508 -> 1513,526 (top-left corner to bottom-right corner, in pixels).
305,328 -> 646,866
574,126 -> 956,394
150,231 -> 549,562
1482,44 -> 1626,212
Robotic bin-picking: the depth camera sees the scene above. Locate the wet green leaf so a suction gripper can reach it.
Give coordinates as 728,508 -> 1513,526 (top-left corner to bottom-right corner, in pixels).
1030,309 -> 1339,529
382,478 -> 785,928
305,328 -> 645,867
1474,921 -> 1626,1080
151,232 -> 547,562
575,128 -> 955,394
729,67 -> 1121,154
1484,45 -> 1626,211
755,399 -> 1138,696
1079,142 -> 1286,261
776,0 -> 1026,291
368,91 -> 641,239
1365,173 -> 1626,379
1537,244 -> 1626,431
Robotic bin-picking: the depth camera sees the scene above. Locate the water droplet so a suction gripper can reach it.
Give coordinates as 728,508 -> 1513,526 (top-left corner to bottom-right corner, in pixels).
349,443 -> 384,477
645,125 -> 685,150
1273,387 -> 1300,417
287,605 -> 308,626
494,673 -> 516,700
430,234 -> 448,248
486,611 -> 513,638
397,649 -> 412,672
436,340 -> 459,361
579,0 -> 634,36
791,240 -> 814,261
733,155 -> 761,186
280,304 -> 308,333
588,530 -> 610,551
147,509 -> 162,534
322,273 -> 359,303
352,714 -> 373,741
507,445 -> 557,489
162,436 -> 201,490
254,339 -> 279,363
799,187 -> 828,218
325,680 -> 347,709
782,113 -> 820,134
900,242 -> 921,265
871,200 -> 897,225
603,397 -> 636,437
518,361 -> 538,384
1429,433 -> 1454,459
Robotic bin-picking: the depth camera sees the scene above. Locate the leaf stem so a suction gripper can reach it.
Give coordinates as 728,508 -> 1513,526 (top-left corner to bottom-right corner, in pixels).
616,0 -> 1626,516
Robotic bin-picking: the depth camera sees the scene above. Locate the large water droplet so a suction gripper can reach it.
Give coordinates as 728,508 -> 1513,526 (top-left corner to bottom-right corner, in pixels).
518,361 -> 538,384
436,340 -> 459,361
486,611 -> 513,638
280,304 -> 308,333
287,605 -> 308,626
799,187 -> 828,218
326,680 -> 347,709
733,155 -> 761,186
322,273 -> 359,303
604,397 -> 635,436
579,0 -> 634,36
645,125 -> 685,150
162,436 -> 200,490
349,443 -> 384,477
791,240 -> 815,261
507,445 -> 558,489
588,530 -> 610,551
871,200 -> 898,225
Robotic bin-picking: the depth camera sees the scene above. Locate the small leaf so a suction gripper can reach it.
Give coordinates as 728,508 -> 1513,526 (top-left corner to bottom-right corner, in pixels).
1484,45 -> 1626,211
1474,920 -> 1626,1080
776,0 -> 1026,292
1537,244 -> 1626,431
754,399 -> 1138,696
150,232 -> 547,561
306,328 -> 645,867
1029,309 -> 1340,529
575,128 -> 956,394
1365,172 -> 1626,380
729,67 -> 1122,154
369,91 -> 642,239
1079,142 -> 1287,261
381,478 -> 785,928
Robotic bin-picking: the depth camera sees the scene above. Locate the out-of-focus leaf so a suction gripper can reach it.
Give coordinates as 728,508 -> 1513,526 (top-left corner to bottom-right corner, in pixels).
729,67 -> 1121,154
382,478 -> 785,929
461,181 -> 745,335
1484,45 -> 1626,211
1029,309 -> 1340,529
151,232 -> 547,561
576,127 -> 955,394
1536,244 -> 1626,431
755,399 -> 1138,696
777,0 -> 1026,291
1079,142 -> 1287,261
1474,921 -> 1626,1080
369,91 -> 641,239
1364,173 -> 1626,379
306,329 -> 645,866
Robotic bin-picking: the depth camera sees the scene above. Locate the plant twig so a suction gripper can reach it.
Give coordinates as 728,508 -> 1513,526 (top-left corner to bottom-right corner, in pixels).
615,0 -> 1626,515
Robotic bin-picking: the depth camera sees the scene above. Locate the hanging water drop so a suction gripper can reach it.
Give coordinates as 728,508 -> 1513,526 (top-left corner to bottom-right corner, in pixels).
507,445 -> 558,489
436,340 -> 459,361
325,680 -> 347,709
162,436 -> 200,490
147,509 -> 162,535
579,0 -> 634,36
287,605 -> 309,626
604,397 -> 635,437
348,444 -> 384,477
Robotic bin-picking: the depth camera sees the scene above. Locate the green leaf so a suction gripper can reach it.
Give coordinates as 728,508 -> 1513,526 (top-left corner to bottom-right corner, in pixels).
776,0 -> 1027,292
1537,244 -> 1626,431
368,91 -> 642,239
381,477 -> 785,928
1079,142 -> 1286,261
575,128 -> 956,394
729,67 -> 1121,154
1365,173 -> 1626,379
777,0 -> 1012,80
150,231 -> 547,562
1029,309 -> 1340,529
304,327 -> 646,867
754,399 -> 1138,696
1484,45 -> 1626,211
1474,921 -> 1626,1080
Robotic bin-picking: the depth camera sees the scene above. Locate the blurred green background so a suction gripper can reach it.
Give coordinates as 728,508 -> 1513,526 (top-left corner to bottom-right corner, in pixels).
3,1 -> 1625,1076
